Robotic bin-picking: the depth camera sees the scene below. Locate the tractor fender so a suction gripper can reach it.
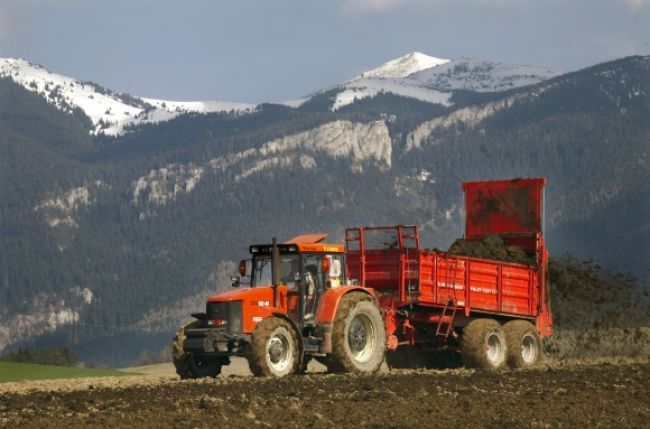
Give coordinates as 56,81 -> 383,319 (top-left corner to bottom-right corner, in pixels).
315,286 -> 376,324
315,286 -> 376,354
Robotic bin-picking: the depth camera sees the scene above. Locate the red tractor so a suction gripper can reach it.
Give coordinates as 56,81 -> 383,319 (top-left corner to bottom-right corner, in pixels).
173,235 -> 386,377
173,178 -> 553,377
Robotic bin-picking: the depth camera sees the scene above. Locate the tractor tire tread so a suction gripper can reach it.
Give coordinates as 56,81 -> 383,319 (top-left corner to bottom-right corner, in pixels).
247,317 -> 300,377
328,292 -> 385,374
172,320 -> 224,379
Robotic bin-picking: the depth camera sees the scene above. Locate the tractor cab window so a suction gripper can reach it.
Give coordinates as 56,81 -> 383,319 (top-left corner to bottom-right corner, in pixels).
252,255 -> 301,288
302,253 -> 344,319
303,254 -> 344,290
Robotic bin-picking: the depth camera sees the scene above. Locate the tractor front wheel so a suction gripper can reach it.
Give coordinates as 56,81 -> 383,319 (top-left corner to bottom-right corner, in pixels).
172,321 -> 225,379
248,317 -> 300,377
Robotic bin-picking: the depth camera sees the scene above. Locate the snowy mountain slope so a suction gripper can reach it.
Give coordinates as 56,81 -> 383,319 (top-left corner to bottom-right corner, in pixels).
329,52 -> 560,110
0,53 -> 561,134
332,78 -> 452,110
330,52 -> 452,110
0,58 -> 256,136
353,52 -> 450,80
407,57 -> 561,92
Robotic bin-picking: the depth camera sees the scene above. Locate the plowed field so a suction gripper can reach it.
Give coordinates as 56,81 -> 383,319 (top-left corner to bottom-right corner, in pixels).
1,361 -> 648,428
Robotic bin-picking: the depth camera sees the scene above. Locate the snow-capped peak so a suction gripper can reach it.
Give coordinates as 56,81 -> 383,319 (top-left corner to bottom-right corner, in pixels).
330,53 -> 560,111
0,58 -> 256,136
354,52 -> 450,80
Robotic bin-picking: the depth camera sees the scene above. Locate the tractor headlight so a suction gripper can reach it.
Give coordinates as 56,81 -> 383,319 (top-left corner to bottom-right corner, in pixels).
206,301 -> 242,334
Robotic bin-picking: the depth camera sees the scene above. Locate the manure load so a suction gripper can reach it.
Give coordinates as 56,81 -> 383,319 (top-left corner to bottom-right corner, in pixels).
448,234 -> 534,266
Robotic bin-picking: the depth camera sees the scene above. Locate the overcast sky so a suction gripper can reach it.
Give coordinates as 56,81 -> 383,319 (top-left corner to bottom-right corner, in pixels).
0,0 -> 649,103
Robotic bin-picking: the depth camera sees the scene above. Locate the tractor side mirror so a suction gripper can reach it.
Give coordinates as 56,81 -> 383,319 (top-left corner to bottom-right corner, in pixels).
239,260 -> 247,277
231,276 -> 241,288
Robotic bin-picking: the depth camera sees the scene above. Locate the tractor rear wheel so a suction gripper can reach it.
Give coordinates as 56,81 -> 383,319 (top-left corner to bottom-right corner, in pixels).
503,320 -> 542,368
172,321 -> 225,379
328,293 -> 386,374
248,317 -> 300,377
461,318 -> 507,370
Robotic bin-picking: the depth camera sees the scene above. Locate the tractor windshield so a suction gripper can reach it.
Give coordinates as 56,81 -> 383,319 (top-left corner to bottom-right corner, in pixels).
252,254 -> 301,288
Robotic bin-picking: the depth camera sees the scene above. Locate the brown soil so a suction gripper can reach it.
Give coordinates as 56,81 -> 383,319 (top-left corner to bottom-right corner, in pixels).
1,362 -> 648,428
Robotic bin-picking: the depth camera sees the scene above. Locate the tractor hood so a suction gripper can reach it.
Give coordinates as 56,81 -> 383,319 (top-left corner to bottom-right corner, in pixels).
206,285 -> 288,303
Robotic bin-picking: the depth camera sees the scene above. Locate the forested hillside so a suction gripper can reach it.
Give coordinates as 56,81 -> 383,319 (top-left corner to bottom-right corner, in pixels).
1,56 -> 648,366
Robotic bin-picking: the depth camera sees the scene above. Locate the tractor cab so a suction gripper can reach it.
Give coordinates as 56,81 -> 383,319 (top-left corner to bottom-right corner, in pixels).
244,234 -> 345,324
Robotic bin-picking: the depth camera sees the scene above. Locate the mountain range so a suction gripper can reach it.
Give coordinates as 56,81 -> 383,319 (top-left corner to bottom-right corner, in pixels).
0,53 -> 559,134
0,52 -> 648,366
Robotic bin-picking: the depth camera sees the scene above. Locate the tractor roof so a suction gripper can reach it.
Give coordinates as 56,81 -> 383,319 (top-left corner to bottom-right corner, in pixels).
285,233 -> 343,253
284,233 -> 328,244
250,232 -> 344,255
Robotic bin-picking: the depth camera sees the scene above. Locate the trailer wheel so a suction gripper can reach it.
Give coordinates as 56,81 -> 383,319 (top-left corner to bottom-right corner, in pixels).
172,321 -> 225,379
329,293 -> 386,373
503,320 -> 542,368
248,317 -> 299,377
461,319 -> 507,370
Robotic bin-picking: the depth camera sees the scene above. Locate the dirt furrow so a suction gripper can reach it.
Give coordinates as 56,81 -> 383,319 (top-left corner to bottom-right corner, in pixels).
1,362 -> 648,428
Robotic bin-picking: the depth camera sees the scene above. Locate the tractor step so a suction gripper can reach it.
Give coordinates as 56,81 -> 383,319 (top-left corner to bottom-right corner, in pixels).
303,336 -> 323,353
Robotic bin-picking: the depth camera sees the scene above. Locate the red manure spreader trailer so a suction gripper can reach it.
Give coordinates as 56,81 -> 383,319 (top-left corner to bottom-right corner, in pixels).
174,178 -> 552,377
345,177 -> 552,369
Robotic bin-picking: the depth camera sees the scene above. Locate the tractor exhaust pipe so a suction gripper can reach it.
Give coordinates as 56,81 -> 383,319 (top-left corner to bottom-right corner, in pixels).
271,237 -> 280,308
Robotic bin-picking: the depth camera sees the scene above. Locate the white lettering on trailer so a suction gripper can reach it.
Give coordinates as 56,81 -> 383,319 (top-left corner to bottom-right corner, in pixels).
252,316 -> 263,322
469,286 -> 497,294
438,282 -> 465,290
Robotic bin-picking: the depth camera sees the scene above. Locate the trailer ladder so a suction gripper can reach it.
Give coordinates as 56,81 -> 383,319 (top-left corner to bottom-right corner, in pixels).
435,298 -> 458,344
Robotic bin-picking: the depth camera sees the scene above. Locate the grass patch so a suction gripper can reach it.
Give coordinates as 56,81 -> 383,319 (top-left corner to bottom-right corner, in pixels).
0,362 -> 136,383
